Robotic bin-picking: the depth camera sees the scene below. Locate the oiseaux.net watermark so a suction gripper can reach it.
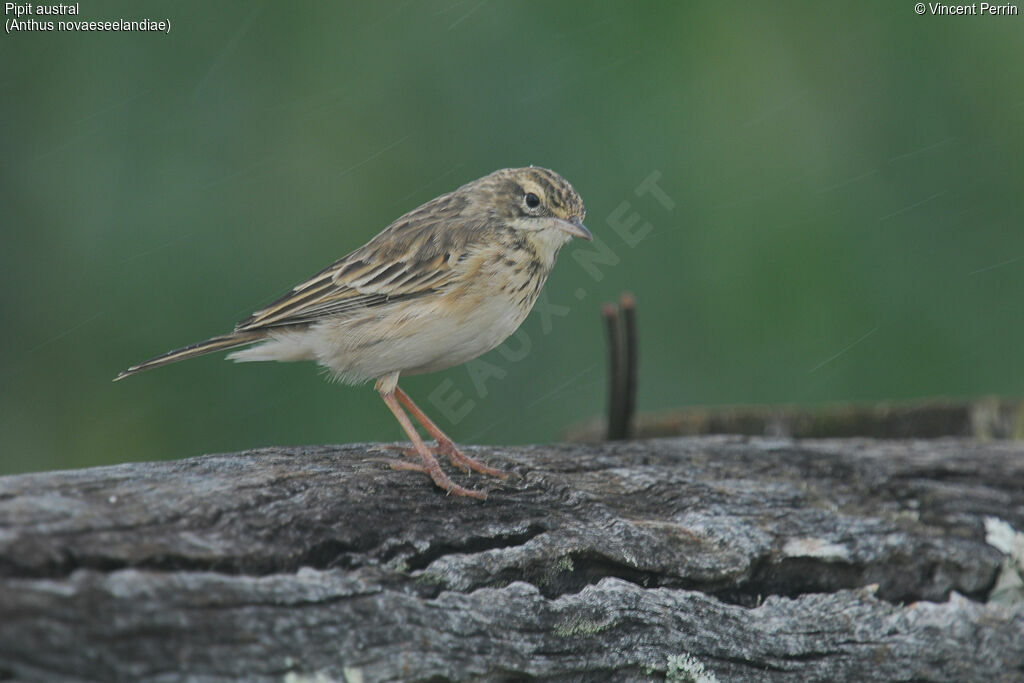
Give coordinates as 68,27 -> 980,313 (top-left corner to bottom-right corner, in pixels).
427,170 -> 675,426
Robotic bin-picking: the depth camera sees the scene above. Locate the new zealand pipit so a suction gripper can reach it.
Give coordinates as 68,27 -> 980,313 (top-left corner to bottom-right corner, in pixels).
116,167 -> 591,499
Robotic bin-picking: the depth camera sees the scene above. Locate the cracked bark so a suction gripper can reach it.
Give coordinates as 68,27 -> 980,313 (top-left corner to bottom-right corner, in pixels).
1,437 -> 1022,682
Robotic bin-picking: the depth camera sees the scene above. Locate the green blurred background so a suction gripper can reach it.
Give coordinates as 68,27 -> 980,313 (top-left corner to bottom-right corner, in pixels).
2,1 -> 1022,475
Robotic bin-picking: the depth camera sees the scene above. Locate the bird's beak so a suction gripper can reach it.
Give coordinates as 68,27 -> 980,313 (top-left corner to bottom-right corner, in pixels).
554,216 -> 593,241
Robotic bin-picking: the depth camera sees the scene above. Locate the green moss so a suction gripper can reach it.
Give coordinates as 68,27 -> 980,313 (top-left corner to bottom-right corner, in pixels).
415,572 -> 445,586
552,615 -> 614,637
554,555 -> 575,573
387,558 -> 409,573
666,653 -> 718,683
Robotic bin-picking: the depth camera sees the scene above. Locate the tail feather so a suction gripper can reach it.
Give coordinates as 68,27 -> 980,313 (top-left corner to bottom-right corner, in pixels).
114,331 -> 267,381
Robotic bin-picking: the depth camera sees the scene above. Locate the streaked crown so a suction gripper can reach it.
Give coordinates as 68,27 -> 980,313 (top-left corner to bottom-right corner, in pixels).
462,167 -> 586,224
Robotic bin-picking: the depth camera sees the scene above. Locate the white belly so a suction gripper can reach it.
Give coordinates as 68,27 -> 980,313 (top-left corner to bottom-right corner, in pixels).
229,292 -> 529,384
356,294 -> 527,377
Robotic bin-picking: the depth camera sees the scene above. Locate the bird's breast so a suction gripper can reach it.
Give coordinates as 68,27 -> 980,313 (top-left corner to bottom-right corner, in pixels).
306,233 -> 560,381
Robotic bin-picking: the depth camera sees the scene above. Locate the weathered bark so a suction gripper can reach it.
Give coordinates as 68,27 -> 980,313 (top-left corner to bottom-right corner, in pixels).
1,437 -> 1022,682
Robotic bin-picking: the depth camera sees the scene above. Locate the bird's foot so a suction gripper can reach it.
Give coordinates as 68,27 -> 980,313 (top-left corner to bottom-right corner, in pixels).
371,448 -> 488,499
434,439 -> 508,479
378,442 -> 506,479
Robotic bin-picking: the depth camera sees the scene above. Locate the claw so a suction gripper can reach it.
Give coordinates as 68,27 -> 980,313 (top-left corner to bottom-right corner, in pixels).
435,440 -> 508,479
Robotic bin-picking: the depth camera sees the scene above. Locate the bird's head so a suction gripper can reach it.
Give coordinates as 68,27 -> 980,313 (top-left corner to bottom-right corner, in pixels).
467,167 -> 591,245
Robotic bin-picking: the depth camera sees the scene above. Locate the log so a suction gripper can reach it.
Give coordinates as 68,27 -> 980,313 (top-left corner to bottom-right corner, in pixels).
1,437 -> 1022,682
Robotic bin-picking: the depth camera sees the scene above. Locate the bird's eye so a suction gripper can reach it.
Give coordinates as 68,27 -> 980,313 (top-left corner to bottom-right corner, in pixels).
524,192 -> 541,209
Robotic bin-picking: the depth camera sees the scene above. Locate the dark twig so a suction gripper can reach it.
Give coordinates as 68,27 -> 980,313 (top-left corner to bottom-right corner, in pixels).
620,293 -> 637,440
604,294 -> 638,440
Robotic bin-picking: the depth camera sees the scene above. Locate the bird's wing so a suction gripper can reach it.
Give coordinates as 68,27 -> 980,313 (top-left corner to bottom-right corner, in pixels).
234,216 -> 480,331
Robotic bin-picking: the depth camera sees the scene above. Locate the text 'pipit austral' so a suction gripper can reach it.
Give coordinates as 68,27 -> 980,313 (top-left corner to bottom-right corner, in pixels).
117,167 -> 591,499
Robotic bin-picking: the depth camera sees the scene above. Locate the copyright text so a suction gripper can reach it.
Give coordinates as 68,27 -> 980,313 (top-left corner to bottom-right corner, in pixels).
915,2 -> 1019,14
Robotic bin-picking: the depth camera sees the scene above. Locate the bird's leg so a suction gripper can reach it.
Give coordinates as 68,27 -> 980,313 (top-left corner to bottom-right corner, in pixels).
377,388 -> 486,499
395,386 -> 508,480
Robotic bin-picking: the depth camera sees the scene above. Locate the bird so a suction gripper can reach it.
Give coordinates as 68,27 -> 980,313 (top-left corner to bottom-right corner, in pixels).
116,167 -> 592,499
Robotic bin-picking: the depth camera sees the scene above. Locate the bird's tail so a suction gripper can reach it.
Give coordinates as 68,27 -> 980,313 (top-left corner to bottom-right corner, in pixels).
114,330 -> 267,381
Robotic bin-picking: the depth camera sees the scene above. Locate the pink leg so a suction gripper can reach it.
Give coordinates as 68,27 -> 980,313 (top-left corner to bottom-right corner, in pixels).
395,386 -> 507,479
378,389 -> 486,499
